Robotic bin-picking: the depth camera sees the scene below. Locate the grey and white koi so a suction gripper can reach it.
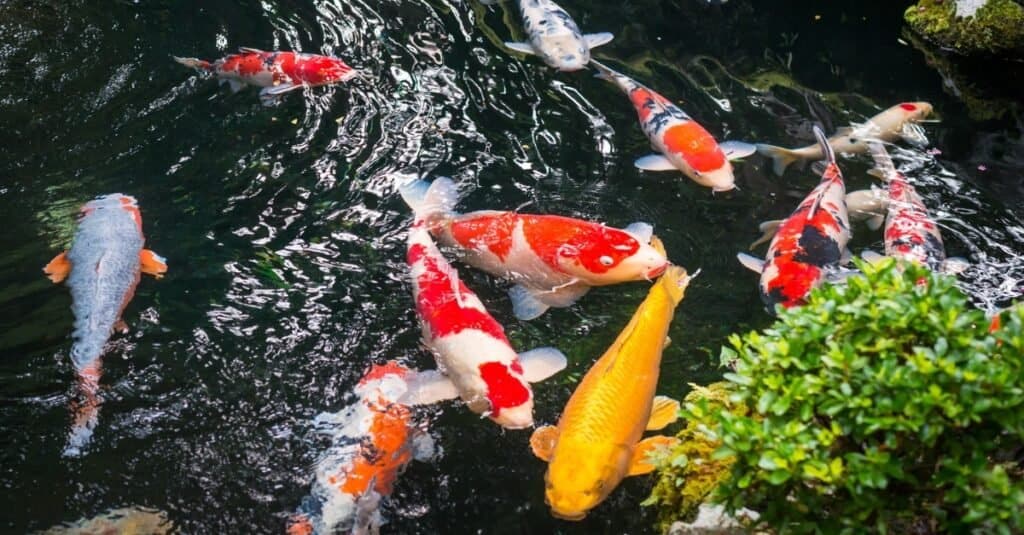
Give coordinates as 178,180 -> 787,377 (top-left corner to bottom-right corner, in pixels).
504,0 -> 613,71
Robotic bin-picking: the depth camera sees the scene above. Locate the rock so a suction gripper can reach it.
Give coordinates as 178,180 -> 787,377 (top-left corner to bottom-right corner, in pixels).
904,0 -> 1024,56
667,504 -> 760,535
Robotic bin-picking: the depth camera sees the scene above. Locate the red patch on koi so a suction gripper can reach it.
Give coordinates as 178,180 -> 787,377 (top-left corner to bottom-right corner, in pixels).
900,103 -> 917,112
409,244 -> 507,341
662,122 -> 726,172
521,216 -> 639,275
478,361 -> 530,417
450,213 -> 517,261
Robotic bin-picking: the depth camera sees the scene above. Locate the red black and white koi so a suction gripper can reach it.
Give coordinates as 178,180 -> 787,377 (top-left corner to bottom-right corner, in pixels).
173,48 -> 357,105
748,187 -> 889,250
757,102 -> 934,176
738,126 -> 852,310
860,142 -> 968,273
43,194 -> 167,456
403,183 -> 567,428
590,60 -> 755,192
288,362 -> 437,535
503,0 -> 613,71
401,178 -> 668,321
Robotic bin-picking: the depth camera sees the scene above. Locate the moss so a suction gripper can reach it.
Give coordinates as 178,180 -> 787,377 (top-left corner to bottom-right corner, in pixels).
904,0 -> 1024,56
646,382 -> 744,534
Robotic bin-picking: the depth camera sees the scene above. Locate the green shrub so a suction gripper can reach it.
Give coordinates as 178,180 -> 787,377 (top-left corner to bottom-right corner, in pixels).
668,260 -> 1024,533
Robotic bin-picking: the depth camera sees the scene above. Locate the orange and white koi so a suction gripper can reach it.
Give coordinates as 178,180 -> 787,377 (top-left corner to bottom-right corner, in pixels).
738,127 -> 851,311
757,102 -> 934,176
173,47 -> 357,104
288,362 -> 437,535
402,185 -> 568,428
43,194 -> 167,456
590,60 -> 755,192
400,177 -> 668,320
860,142 -> 968,274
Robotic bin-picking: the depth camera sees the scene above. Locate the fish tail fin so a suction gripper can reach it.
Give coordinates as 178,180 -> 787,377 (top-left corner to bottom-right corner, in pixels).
399,177 -> 459,225
756,144 -> 799,176
814,125 -> 836,166
866,141 -> 897,182
658,265 -> 696,305
172,56 -> 212,71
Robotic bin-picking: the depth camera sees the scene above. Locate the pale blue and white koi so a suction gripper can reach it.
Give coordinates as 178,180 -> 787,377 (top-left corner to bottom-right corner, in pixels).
503,0 -> 613,71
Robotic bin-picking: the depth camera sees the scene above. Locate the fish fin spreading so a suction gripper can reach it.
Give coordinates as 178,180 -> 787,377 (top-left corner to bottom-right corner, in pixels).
900,122 -> 929,147
749,219 -> 782,250
261,83 -> 303,97
508,284 -> 551,321
646,396 -> 681,431
399,370 -> 460,405
634,154 -> 677,172
518,347 -> 568,383
866,168 -> 888,181
624,222 -> 654,243
583,32 -> 614,49
238,46 -> 267,54
861,250 -> 887,264
736,253 -> 765,274
627,436 -> 680,476
756,144 -> 799,176
529,425 -> 559,462
140,250 -> 168,278
867,141 -> 897,179
589,59 -> 622,83
943,257 -> 970,275
503,42 -> 536,55
411,431 -> 438,462
719,140 -> 758,160
400,177 -> 459,225
44,251 -> 71,283
172,56 -> 212,71
866,214 -> 885,231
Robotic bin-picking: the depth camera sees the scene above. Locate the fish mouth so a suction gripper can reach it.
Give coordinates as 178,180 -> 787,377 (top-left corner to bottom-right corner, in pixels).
646,263 -> 668,279
550,508 -> 587,521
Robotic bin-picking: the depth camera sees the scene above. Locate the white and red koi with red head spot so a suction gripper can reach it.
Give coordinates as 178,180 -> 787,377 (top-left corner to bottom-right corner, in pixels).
43,194 -> 167,456
288,362 -> 439,535
860,142 -> 968,274
590,60 -> 755,192
173,47 -> 357,104
738,127 -> 851,311
400,177 -> 668,320
402,187 -> 567,428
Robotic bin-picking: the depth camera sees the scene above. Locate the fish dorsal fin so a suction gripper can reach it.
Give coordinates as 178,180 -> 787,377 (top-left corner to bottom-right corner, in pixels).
646,396 -> 681,431
530,425 -> 559,462
238,47 -> 266,54
627,436 -> 679,476
140,250 -> 168,278
43,251 -> 71,283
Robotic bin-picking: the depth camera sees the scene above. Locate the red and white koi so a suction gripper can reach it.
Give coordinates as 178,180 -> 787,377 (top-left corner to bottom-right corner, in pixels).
860,142 -> 967,273
173,47 -> 357,104
590,60 -> 755,192
757,102 -> 934,176
738,127 -> 851,311
288,362 -> 436,535
403,187 -> 567,428
43,194 -> 167,456
400,178 -> 668,321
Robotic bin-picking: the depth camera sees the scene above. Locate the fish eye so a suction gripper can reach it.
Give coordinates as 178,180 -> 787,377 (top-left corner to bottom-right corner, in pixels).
599,255 -> 613,266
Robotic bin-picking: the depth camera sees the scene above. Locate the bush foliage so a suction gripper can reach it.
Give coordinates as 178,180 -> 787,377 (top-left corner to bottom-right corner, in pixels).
657,260 -> 1024,533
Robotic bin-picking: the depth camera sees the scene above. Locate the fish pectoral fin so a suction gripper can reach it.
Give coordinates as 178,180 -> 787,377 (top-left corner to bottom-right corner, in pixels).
399,370 -> 460,405
943,257 -> 970,275
865,214 -> 885,231
227,79 -> 245,93
238,46 -> 266,54
504,42 -> 536,55
719,140 -> 757,161
43,251 -> 71,283
861,249 -> 887,265
518,347 -> 568,383
530,425 -> 559,462
140,250 -> 168,278
900,122 -> 929,147
749,219 -> 782,250
509,285 -> 550,321
624,222 -> 654,243
583,32 -> 614,49
627,436 -> 680,476
634,154 -> 677,172
866,168 -> 888,181
646,396 -> 681,431
736,253 -> 765,274
262,83 -> 303,96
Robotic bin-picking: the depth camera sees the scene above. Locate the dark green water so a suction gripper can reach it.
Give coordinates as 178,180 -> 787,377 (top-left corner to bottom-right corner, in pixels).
1,0 -> 1022,533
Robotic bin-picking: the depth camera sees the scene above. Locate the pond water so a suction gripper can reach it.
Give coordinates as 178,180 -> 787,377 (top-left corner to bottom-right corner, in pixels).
1,0 -> 1022,533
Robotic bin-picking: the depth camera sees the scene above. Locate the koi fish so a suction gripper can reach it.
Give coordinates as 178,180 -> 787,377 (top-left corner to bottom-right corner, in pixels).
530,264 -> 693,520
400,177 -> 668,321
40,506 -> 172,535
737,126 -> 851,311
173,47 -> 357,105
860,142 -> 967,273
44,194 -> 167,457
403,186 -> 568,429
288,362 -> 437,535
757,101 -> 934,176
590,60 -> 755,192
748,187 -> 888,250
503,0 -> 613,71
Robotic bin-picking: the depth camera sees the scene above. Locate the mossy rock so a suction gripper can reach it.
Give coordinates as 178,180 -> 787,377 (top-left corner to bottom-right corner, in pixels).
904,0 -> 1024,56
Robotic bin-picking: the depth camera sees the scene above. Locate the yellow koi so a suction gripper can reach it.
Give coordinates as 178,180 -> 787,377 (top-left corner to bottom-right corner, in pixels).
530,253 -> 691,520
